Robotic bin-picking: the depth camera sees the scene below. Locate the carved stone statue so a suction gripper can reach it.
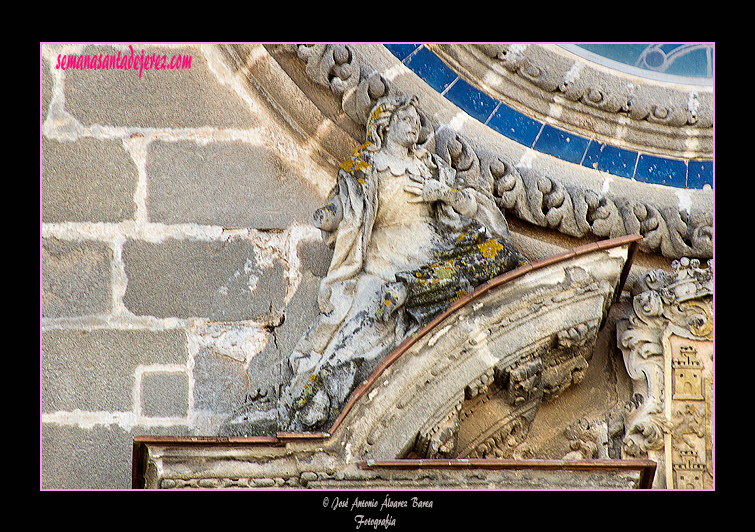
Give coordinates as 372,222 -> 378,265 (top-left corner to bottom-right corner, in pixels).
222,94 -> 528,436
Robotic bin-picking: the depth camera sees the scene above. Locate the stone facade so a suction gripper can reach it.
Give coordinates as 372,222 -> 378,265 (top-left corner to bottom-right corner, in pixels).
41,43 -> 713,490
41,44 -> 335,488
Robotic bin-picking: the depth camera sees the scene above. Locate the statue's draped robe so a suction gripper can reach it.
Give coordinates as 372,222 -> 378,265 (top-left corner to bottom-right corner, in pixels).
280,144 -> 528,431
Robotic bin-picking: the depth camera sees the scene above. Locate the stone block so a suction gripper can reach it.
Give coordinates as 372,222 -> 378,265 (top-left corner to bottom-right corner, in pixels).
63,45 -> 256,129
42,56 -> 52,121
42,237 -> 113,318
42,137 -> 138,223
42,423 -> 190,490
146,140 -> 325,229
275,270 -> 322,357
122,238 -> 286,321
297,238 -> 333,278
140,372 -> 189,418
41,424 -> 133,489
41,328 -> 187,413
193,346 -> 249,414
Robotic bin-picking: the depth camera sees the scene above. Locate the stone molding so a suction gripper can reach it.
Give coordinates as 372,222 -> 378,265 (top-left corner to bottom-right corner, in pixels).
218,44 -> 712,260
133,442 -> 655,489
431,44 -> 712,159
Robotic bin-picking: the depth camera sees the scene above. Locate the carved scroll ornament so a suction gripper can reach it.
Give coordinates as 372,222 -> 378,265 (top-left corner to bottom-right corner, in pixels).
283,44 -> 712,261
616,257 -> 712,459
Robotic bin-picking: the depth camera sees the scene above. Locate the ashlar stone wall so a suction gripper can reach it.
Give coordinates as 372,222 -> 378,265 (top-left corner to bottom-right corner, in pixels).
41,44 -> 338,489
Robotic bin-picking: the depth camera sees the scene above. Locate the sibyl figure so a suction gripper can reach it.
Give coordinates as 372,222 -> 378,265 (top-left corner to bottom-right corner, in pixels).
278,94 -> 528,432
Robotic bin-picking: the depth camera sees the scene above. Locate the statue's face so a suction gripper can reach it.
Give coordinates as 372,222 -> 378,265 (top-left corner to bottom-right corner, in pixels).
387,106 -> 420,148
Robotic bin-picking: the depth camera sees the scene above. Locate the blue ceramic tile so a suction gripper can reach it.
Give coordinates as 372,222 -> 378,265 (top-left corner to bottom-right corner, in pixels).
582,140 -> 603,170
443,77 -> 498,124
687,160 -> 713,189
385,45 -> 710,190
597,144 -> 638,179
404,47 -> 458,94
384,44 -> 421,62
533,124 -> 590,164
487,103 -> 543,147
635,154 -> 688,188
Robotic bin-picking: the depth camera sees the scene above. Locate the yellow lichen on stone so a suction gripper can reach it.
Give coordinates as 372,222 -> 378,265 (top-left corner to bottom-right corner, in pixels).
478,240 -> 504,259
340,142 -> 373,177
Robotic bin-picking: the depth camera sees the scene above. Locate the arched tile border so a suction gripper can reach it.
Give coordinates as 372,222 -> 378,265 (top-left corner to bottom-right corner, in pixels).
385,44 -> 713,190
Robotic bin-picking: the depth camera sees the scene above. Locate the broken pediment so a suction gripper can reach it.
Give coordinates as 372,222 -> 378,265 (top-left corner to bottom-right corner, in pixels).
127,56 -> 697,488
133,234 -> 655,489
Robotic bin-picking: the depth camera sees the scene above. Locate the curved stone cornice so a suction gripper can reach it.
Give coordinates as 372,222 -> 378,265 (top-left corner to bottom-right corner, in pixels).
219,44 -> 712,260
432,44 -> 712,160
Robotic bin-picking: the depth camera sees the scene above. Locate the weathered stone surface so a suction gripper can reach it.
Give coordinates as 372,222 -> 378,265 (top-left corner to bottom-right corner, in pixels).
193,346 -> 248,414
146,140 -> 326,229
41,137 -> 138,223
339,242 -> 633,462
140,372 -> 189,418
217,271 -> 322,436
255,94 -> 528,436
42,238 -> 113,318
44,424 -> 191,490
42,43 -> 709,492
42,56 -> 52,121
42,328 -> 187,413
64,45 -> 255,129
138,238 -> 642,489
42,424 -> 134,490
122,237 -> 286,321
297,238 -> 333,278
617,257 -> 713,488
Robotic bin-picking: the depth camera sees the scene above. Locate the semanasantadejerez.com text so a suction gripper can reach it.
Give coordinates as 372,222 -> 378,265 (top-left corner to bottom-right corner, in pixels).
54,45 -> 192,79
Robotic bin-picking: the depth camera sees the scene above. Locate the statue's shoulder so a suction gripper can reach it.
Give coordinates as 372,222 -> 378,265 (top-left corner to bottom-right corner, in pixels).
339,141 -> 376,186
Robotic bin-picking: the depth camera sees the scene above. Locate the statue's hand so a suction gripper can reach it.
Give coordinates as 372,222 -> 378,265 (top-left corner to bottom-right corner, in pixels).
314,199 -> 343,231
404,174 -> 450,203
405,174 -> 478,216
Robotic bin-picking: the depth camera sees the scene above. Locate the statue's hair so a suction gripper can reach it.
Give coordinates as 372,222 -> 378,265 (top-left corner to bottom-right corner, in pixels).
365,94 -> 420,152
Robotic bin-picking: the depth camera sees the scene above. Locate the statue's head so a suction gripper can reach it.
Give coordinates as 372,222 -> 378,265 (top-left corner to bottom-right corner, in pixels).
366,94 -> 421,151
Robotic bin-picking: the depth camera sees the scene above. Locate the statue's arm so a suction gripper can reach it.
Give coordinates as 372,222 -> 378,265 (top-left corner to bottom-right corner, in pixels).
313,196 -> 343,232
406,176 -> 478,217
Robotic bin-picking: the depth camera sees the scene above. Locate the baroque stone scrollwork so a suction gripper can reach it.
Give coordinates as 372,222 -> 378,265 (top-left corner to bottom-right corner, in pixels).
617,257 -> 713,488
292,44 -> 395,126
280,44 -> 712,260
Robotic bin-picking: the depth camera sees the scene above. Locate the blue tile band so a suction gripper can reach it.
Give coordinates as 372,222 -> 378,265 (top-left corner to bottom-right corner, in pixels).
385,44 -> 712,190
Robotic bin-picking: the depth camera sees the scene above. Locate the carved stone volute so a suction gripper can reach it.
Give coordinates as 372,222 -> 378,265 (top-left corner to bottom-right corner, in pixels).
617,257 -> 713,488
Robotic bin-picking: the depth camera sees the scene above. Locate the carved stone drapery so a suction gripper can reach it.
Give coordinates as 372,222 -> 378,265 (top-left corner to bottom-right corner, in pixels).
258,44 -> 712,261
617,257 -> 713,489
